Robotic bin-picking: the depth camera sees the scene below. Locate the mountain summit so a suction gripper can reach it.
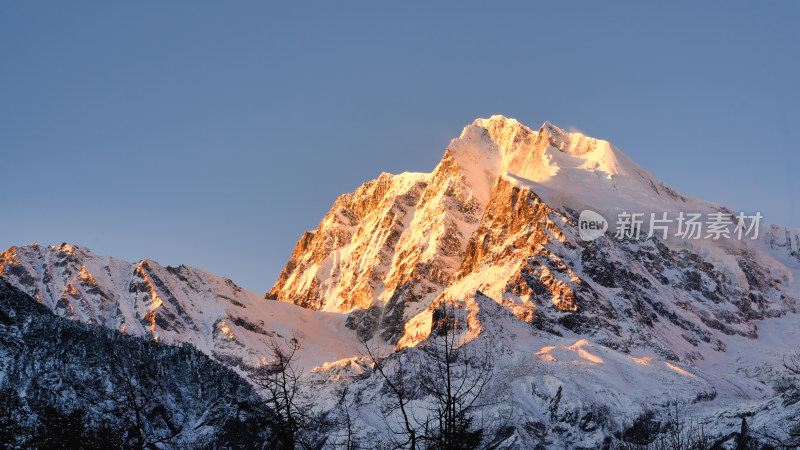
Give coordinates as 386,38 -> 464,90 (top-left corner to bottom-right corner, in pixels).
267,116 -> 796,346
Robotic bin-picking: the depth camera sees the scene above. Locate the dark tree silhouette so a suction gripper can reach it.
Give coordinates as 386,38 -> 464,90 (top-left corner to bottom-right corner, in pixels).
252,332 -> 321,449
326,386 -> 360,449
416,305 -> 492,449
364,303 -> 497,449
363,343 -> 420,449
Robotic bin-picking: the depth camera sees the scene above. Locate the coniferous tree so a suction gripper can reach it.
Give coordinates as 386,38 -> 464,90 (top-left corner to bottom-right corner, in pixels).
0,388 -> 28,449
28,406 -> 88,449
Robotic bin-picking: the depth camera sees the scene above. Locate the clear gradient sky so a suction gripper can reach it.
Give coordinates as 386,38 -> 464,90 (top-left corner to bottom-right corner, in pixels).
1,2 -> 798,295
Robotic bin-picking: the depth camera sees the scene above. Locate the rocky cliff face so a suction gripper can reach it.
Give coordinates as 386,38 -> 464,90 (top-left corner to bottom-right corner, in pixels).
267,117 -> 580,341
266,135 -> 496,341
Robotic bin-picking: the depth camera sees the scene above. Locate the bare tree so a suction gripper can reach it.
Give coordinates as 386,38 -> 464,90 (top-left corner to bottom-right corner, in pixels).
364,303 -> 498,449
416,304 -> 494,449
327,386 -> 359,449
252,332 -> 321,449
363,342 -> 420,449
783,351 -> 800,380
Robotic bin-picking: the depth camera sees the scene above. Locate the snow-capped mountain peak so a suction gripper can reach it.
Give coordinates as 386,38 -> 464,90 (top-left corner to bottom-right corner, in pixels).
267,116 -> 799,352
451,115 -> 690,217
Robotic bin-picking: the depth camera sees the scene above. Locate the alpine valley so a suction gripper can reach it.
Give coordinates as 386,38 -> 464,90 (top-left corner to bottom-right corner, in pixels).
3,116 -> 800,448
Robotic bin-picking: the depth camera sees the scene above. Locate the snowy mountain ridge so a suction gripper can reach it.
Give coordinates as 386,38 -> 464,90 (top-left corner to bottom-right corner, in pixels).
0,243 -> 362,375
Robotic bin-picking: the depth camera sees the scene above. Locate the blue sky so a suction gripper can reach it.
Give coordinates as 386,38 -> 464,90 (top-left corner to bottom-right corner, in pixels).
1,2 -> 798,294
